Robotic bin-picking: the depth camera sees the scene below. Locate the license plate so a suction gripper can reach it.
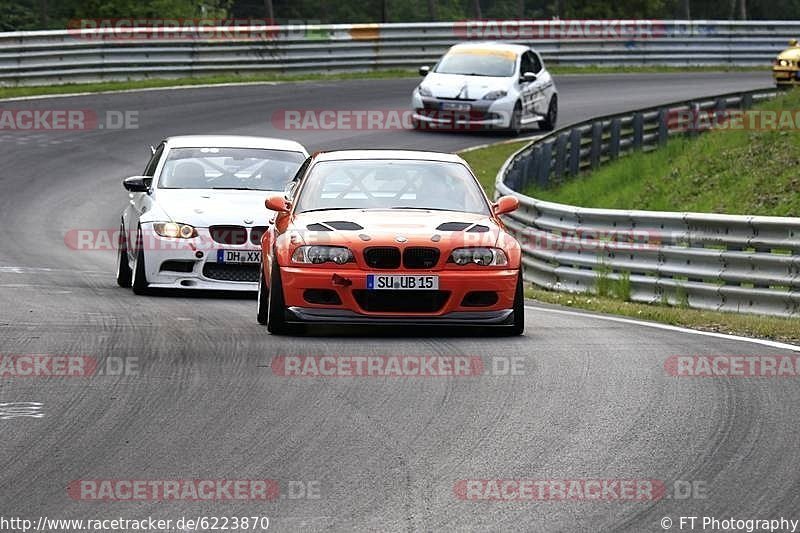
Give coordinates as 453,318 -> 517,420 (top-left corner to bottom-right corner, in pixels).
441,102 -> 471,111
367,274 -> 438,290
217,249 -> 261,264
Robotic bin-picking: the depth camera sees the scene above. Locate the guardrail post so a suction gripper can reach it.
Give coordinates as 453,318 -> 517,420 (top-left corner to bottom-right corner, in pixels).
568,128 -> 581,176
609,118 -> 621,160
553,132 -> 568,181
590,122 -> 602,169
633,112 -> 644,150
741,93 -> 753,109
537,142 -> 552,187
688,103 -> 700,138
657,109 -> 668,146
527,146 -> 542,188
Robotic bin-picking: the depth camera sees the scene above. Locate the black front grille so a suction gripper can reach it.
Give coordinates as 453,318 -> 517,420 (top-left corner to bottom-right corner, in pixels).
353,290 -> 450,313
461,291 -> 498,307
364,247 -> 401,269
210,225 -> 247,245
250,226 -> 268,245
403,247 -> 440,269
203,263 -> 259,282
160,260 -> 194,273
304,289 -> 342,305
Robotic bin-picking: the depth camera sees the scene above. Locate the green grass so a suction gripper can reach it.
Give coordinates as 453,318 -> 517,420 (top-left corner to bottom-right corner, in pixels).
524,89 -> 800,216
549,65 -> 764,75
460,140 -> 529,193
0,65 -> 764,100
0,69 -> 418,99
526,287 -> 800,345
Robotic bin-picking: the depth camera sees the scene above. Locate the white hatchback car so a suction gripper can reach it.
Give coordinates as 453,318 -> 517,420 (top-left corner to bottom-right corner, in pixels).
411,42 -> 558,134
117,135 -> 308,293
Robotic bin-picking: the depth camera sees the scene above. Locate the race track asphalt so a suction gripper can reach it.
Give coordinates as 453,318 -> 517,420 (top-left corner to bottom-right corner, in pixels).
2,71 -> 798,532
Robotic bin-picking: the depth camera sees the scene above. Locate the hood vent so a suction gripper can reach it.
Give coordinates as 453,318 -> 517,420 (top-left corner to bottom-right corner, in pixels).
326,221 -> 363,230
436,222 -> 490,233
466,224 -> 489,233
306,223 -> 332,231
436,222 -> 471,231
306,221 -> 364,232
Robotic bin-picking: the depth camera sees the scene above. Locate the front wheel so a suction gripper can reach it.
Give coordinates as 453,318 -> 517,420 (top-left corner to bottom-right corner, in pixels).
504,270 -> 525,336
265,256 -> 290,334
116,222 -> 132,288
539,94 -> 558,131
257,269 -> 269,325
131,228 -> 149,295
509,102 -> 523,136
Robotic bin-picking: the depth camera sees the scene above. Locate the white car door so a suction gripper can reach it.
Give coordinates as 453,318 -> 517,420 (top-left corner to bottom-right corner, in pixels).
517,51 -> 539,118
124,143 -> 163,245
523,51 -> 550,117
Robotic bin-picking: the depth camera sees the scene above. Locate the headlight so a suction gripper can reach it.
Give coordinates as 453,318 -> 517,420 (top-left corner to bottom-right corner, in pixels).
483,90 -> 507,100
292,245 -> 354,265
417,85 -> 433,97
780,59 -> 791,67
448,247 -> 508,266
153,222 -> 197,239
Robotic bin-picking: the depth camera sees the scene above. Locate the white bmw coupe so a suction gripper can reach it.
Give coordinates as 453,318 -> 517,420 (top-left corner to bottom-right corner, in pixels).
117,135 -> 308,294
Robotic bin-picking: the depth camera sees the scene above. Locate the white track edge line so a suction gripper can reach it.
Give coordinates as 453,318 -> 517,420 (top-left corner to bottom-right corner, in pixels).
524,304 -> 800,352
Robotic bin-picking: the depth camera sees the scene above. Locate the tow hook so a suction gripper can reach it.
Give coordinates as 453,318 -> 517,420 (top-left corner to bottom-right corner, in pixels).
331,274 -> 352,287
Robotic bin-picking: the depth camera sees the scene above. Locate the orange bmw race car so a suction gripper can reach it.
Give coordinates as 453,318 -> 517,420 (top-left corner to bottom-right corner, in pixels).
257,150 -> 524,335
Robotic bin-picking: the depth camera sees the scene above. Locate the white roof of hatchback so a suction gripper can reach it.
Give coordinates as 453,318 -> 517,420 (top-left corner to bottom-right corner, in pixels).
164,135 -> 307,154
314,150 -> 467,164
448,42 -> 530,55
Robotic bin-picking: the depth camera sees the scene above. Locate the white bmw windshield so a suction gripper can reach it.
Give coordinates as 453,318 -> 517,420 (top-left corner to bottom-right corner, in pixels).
158,147 -> 305,191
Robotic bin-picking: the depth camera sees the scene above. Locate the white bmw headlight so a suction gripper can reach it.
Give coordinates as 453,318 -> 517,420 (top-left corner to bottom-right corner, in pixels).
153,222 -> 198,239
483,90 -> 508,101
448,247 -> 508,266
417,85 -> 433,97
292,245 -> 354,265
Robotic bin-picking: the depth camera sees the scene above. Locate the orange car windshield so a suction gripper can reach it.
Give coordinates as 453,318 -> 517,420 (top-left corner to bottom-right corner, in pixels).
295,159 -> 490,215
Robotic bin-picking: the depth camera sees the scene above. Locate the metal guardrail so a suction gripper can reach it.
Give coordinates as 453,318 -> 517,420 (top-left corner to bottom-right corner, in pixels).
495,88 -> 800,317
0,20 -> 798,86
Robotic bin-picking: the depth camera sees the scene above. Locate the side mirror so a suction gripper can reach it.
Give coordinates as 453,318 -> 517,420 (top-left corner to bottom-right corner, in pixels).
419,65 -> 430,76
520,71 -> 537,83
265,194 -> 291,213
123,176 -> 150,192
790,39 -> 798,47
493,195 -> 520,216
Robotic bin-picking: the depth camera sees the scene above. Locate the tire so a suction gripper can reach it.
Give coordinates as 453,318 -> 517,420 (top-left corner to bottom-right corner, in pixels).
257,268 -> 269,325
509,102 -> 523,136
265,255 -> 290,335
539,94 -> 558,131
131,228 -> 149,295
504,270 -> 525,336
116,222 -> 132,288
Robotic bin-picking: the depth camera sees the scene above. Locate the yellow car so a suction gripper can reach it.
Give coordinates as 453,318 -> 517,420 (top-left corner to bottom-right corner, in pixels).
773,39 -> 800,86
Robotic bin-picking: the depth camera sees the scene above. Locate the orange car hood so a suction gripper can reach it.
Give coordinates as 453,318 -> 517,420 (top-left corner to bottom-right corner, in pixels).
289,209 -> 501,248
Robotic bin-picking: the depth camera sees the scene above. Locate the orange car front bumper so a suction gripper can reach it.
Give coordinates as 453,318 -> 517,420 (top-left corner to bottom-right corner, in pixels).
279,266 -> 519,324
